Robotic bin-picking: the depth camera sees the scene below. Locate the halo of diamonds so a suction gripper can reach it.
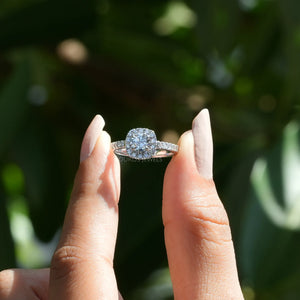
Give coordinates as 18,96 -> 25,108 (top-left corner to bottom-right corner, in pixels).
125,128 -> 157,160
111,128 -> 178,160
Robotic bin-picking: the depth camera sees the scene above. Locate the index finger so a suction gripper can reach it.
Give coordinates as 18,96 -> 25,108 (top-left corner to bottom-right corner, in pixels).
49,115 -> 121,299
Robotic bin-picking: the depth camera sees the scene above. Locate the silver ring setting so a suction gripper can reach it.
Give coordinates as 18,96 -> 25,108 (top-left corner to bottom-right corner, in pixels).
112,128 -> 178,160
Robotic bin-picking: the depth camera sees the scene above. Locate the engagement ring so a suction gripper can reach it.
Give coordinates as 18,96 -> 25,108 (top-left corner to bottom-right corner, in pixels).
112,128 -> 178,160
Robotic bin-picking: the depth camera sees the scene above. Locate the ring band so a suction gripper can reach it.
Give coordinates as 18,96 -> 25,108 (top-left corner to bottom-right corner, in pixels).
111,128 -> 178,160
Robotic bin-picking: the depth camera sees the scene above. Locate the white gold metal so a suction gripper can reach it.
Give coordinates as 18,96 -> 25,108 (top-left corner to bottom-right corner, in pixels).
112,128 -> 178,160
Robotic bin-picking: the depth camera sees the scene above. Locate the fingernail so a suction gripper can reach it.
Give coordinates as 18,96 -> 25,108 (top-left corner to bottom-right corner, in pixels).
80,115 -> 105,162
192,109 -> 213,179
95,130 -> 112,174
176,129 -> 199,169
178,130 -> 194,157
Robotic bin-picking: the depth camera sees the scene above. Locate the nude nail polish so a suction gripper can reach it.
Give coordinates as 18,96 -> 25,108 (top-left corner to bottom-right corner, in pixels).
192,109 -> 213,179
80,115 -> 105,162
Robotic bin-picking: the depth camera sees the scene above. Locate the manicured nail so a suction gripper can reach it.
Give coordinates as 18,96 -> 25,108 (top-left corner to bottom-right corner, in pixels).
80,115 -> 105,162
95,130 -> 112,175
192,109 -> 213,179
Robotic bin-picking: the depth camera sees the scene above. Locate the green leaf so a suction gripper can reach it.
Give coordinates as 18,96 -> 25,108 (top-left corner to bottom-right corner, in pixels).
240,121 -> 300,294
0,60 -> 31,157
1,163 -> 25,196
252,122 -> 300,230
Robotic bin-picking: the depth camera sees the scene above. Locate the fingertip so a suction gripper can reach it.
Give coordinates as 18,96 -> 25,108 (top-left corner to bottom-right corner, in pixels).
95,130 -> 111,156
177,130 -> 193,160
73,130 -> 114,204
163,130 -> 201,223
80,114 -> 105,163
0,269 -> 50,300
166,130 -> 199,180
93,130 -> 120,204
178,130 -> 193,147
0,269 -> 13,298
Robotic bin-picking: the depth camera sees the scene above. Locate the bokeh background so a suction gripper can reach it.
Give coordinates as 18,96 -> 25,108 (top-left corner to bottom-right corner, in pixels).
1,0 -> 300,299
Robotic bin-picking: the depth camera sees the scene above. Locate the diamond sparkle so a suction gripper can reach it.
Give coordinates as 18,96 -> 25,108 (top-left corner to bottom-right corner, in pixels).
125,128 -> 157,160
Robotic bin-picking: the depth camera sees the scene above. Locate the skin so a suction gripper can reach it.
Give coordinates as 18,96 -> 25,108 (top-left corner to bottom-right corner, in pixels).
0,109 -> 244,300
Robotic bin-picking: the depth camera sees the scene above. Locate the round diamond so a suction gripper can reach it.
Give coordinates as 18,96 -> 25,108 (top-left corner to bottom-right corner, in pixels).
125,128 -> 157,160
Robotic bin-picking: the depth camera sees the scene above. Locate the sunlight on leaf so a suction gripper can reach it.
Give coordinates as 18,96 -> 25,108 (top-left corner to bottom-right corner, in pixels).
239,0 -> 259,11
282,122 -> 300,208
251,159 -> 286,227
242,286 -> 256,300
56,38 -> 88,64
251,122 -> 300,230
7,195 -> 56,268
153,1 -> 197,36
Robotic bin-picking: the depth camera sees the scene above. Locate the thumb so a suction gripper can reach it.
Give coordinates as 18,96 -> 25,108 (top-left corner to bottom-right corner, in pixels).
163,109 -> 243,299
49,115 -> 121,299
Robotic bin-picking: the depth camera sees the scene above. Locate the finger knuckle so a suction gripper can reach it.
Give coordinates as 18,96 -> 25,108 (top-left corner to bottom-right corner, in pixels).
72,162 -> 97,198
184,195 -> 233,246
51,245 -> 86,282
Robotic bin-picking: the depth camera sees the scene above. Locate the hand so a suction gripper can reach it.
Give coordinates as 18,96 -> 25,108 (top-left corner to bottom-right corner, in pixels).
0,109 -> 244,299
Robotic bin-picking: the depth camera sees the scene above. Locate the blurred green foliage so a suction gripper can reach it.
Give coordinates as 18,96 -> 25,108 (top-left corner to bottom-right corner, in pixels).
0,0 -> 300,299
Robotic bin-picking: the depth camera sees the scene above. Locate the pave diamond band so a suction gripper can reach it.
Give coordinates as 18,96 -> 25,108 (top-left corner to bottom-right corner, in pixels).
112,128 -> 178,160
112,140 -> 179,158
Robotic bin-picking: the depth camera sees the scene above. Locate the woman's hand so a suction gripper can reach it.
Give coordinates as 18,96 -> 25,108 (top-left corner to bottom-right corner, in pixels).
0,110 -> 243,299
163,109 -> 243,299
